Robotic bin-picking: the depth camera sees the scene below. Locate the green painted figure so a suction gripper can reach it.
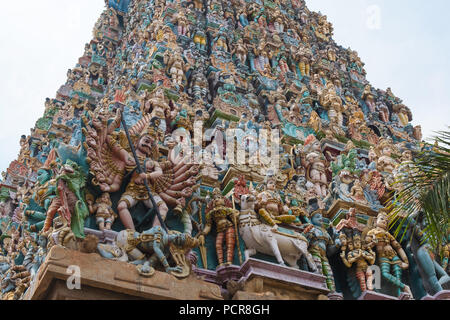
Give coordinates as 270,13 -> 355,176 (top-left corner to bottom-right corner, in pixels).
307,211 -> 340,292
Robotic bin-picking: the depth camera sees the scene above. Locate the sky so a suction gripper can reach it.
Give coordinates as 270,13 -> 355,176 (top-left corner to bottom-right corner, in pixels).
0,0 -> 449,173
0,1 -> 105,173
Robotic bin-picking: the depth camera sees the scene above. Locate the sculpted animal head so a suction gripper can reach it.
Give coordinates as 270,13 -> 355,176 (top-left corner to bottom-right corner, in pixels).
239,194 -> 256,211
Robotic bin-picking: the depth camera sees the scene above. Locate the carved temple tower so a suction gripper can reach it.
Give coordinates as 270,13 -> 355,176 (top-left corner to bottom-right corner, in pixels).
0,0 -> 448,301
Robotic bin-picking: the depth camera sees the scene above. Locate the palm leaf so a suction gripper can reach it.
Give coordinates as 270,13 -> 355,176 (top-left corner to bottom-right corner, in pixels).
389,128 -> 450,251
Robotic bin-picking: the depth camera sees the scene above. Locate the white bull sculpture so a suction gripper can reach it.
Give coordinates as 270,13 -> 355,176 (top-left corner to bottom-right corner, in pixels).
236,194 -> 317,272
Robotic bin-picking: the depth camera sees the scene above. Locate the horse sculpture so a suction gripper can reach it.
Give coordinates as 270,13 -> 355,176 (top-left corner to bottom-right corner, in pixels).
237,194 -> 317,272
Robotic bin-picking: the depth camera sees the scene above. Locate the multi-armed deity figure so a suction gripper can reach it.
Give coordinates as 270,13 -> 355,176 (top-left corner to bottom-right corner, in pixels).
83,106 -> 200,231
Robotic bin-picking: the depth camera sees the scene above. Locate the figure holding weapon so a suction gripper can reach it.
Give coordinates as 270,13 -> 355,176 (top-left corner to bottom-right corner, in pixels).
82,90 -> 200,232
197,188 -> 240,267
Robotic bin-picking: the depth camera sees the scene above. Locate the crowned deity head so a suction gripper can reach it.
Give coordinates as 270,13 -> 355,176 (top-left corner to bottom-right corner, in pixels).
304,134 -> 321,153
376,210 -> 390,230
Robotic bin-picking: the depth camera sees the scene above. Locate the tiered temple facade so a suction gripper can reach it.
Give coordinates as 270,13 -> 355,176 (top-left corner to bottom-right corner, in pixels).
0,0 -> 448,300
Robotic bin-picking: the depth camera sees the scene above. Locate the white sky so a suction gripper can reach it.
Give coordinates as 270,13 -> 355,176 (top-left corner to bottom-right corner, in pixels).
0,0 -> 448,172
0,1 -> 105,172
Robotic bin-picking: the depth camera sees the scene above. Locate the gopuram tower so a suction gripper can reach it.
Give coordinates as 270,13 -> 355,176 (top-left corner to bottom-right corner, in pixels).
0,0 -> 448,301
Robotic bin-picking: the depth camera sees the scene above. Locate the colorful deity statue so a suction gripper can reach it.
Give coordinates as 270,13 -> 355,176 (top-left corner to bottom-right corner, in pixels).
367,210 -> 412,297
320,82 -> 345,133
375,138 -> 399,175
303,135 -> 329,199
83,108 -> 200,231
143,87 -> 169,133
291,43 -> 312,77
405,212 -> 450,295
377,99 -> 390,123
308,111 -> 322,133
237,191 -> 317,271
231,37 -> 247,65
87,193 -> 117,231
442,232 -> 450,274
393,104 -> 412,128
255,177 -> 297,226
340,233 -> 376,293
307,210 -> 340,291
362,85 -> 377,113
23,233 -> 48,280
164,48 -> 190,88
349,179 -> 369,205
336,208 -> 366,234
263,87 -> 288,126
236,5 -> 249,27
172,9 -> 190,37
41,160 -> 89,240
213,33 -> 229,52
198,188 -> 240,267
193,27 -> 207,51
26,163 -> 58,232
190,65 -> 209,101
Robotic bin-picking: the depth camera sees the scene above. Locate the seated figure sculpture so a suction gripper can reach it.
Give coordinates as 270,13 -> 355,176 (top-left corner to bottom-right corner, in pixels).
255,177 -> 297,226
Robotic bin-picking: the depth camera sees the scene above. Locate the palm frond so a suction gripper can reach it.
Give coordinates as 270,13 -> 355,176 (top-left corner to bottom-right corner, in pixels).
389,128 -> 450,250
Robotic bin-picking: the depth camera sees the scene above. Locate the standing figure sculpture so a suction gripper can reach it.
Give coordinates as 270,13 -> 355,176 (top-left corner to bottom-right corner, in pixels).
41,160 -> 89,240
340,233 -> 376,294
307,211 -> 340,292
198,189 -> 240,267
164,48 -> 190,88
303,135 -> 329,199
367,210 -> 412,297
405,212 -> 450,295
442,232 -> 450,275
87,193 -> 117,231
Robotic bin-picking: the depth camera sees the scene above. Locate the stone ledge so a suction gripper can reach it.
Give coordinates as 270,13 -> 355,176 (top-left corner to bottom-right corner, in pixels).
239,258 -> 330,293
421,290 -> 450,300
327,199 -> 379,221
23,245 -> 223,300
194,258 -> 330,300
358,291 -> 413,300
